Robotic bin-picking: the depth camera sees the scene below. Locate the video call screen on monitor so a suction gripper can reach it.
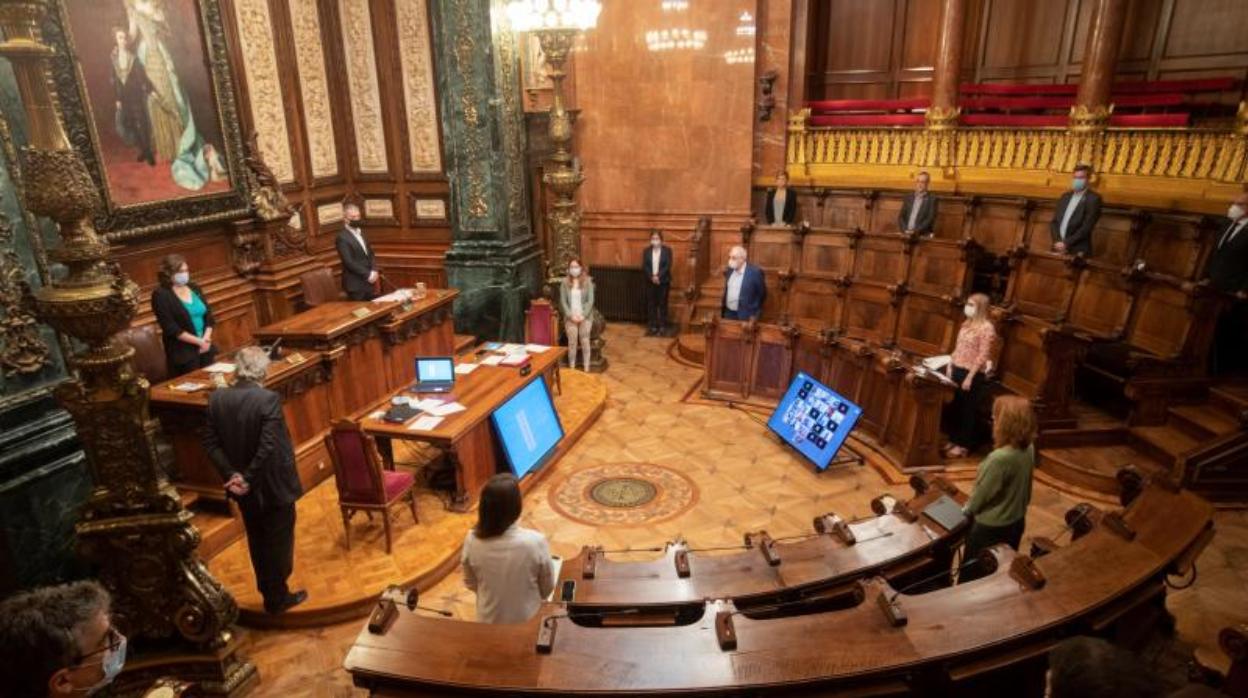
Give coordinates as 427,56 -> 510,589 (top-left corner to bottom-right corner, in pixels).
491,379 -> 565,479
767,371 -> 863,471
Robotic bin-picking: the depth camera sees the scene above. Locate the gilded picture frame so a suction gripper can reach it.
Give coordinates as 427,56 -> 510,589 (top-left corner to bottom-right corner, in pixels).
43,0 -> 250,242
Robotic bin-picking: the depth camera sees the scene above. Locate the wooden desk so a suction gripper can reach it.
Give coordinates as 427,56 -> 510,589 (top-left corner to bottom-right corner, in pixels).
344,483 -> 1213,696
560,478 -> 966,607
251,289 -> 457,418
359,347 -> 566,510
150,351 -> 333,501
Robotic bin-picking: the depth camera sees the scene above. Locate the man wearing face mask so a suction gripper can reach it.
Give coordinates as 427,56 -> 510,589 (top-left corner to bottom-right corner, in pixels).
335,202 -> 379,301
0,580 -> 127,696
1049,164 -> 1102,257
641,228 -> 673,336
721,245 -> 766,321
1206,191 -> 1248,375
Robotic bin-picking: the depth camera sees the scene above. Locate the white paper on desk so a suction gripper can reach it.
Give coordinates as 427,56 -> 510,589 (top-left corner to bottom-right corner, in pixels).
369,410 -> 386,420
454,363 -> 479,375
426,401 -> 466,417
918,366 -> 958,386
501,343 -> 526,354
204,362 -> 236,373
411,398 -> 445,411
480,354 -> 504,366
172,382 -> 205,392
524,344 -> 550,353
408,415 -> 444,431
372,289 -> 412,303
922,354 -> 951,370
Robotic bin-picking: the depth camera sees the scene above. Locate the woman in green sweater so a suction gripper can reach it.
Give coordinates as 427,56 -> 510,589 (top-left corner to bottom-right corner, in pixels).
961,395 -> 1036,580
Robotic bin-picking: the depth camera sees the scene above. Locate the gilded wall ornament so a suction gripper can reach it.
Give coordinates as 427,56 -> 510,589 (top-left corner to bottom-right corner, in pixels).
338,0 -> 390,174
0,210 -> 50,377
288,0 -> 339,178
233,0 -> 296,183
396,0 -> 443,174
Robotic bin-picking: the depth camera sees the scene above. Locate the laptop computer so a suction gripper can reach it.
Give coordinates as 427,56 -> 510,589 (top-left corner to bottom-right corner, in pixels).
412,356 -> 455,393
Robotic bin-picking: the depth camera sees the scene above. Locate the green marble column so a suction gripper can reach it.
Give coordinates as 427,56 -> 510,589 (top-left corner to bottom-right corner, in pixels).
431,0 -> 541,342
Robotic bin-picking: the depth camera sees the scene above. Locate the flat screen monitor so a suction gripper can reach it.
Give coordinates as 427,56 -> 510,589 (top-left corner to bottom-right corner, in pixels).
490,379 -> 565,479
767,371 -> 863,471
415,356 -> 455,383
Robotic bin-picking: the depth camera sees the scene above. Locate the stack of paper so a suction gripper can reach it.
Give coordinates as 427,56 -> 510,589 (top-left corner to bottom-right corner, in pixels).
408,415 -> 444,431
172,382 -> 205,392
205,362 -> 236,373
454,363 -> 479,375
426,401 -> 466,417
480,354 -> 505,366
524,344 -> 550,353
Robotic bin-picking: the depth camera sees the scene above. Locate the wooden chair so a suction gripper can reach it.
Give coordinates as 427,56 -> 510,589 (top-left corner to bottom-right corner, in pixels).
526,298 -> 561,394
300,267 -> 341,308
324,419 -> 418,554
117,324 -> 169,385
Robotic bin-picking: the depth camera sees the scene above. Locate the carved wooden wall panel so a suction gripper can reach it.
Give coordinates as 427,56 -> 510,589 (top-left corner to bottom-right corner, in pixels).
1138,214 -> 1206,280
752,230 -> 796,275
856,359 -> 897,437
896,293 -> 957,357
288,0 -> 339,179
751,326 -> 796,401
788,277 -> 843,331
799,232 -> 856,278
870,196 -> 904,234
908,239 -> 972,298
817,193 -> 869,230
996,318 -> 1047,403
852,236 -> 907,286
1089,212 -> 1137,267
1068,266 -> 1134,340
1126,282 -> 1195,360
232,0 -> 295,182
1007,254 -> 1078,322
971,201 -> 1027,255
843,284 -> 897,346
338,0 -> 390,174
395,0 -> 442,174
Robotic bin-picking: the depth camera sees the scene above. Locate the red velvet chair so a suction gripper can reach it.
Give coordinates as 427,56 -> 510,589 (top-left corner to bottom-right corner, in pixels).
325,419 -> 418,554
526,298 -> 561,394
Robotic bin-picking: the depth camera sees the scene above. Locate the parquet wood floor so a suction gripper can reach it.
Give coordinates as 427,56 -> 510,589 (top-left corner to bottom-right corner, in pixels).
236,323 -> 1248,697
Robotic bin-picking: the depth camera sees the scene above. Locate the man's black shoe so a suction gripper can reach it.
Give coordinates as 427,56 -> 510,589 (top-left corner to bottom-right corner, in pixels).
265,590 -> 308,614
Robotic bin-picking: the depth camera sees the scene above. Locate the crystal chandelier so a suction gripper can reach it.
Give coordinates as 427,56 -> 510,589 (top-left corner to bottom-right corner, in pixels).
505,0 -> 602,31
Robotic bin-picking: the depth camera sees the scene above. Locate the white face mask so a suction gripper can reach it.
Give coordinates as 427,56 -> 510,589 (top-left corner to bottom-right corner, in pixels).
963,303 -> 977,319
651,239 -> 661,248
74,633 -> 126,695
727,259 -> 740,271
172,271 -> 189,286
1229,204 -> 1246,221
568,267 -> 581,278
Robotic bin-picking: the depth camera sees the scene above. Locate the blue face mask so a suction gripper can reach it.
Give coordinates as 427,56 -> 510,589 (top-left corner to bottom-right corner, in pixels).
172,271 -> 190,286
1071,177 -> 1087,191
78,634 -> 126,695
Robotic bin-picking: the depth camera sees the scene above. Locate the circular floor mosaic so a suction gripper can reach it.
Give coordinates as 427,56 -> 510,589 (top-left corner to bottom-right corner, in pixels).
549,463 -> 699,527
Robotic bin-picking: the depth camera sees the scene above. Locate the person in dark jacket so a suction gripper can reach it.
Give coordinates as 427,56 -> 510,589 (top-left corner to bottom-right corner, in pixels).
721,245 -> 767,320
151,253 -> 216,378
763,171 -> 797,225
641,228 -> 673,335
1207,190 -> 1248,375
335,203 -> 378,300
898,170 -> 937,236
1049,164 -> 1102,257
202,346 -> 306,614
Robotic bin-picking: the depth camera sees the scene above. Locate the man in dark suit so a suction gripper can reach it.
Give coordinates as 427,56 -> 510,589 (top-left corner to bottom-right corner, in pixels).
1207,191 -> 1248,375
642,228 -> 674,336
898,170 -> 937,236
203,346 -> 306,614
1049,164 -> 1102,257
721,245 -> 767,321
335,203 -> 378,300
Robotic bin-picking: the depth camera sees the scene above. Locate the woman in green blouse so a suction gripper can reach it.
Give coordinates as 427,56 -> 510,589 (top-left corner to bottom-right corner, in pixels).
960,395 -> 1036,581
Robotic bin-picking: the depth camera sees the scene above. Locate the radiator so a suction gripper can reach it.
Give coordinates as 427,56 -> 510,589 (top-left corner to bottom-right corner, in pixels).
592,266 -> 648,322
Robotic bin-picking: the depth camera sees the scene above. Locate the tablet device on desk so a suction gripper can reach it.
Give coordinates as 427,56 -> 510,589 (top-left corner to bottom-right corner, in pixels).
412,356 -> 455,393
922,495 -> 967,532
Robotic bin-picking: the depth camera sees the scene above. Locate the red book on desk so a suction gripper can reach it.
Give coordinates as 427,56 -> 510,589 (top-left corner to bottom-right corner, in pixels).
499,353 -> 531,368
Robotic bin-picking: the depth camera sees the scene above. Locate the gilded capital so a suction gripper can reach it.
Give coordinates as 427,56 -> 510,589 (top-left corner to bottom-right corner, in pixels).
925,106 -> 961,131
1069,103 -> 1113,134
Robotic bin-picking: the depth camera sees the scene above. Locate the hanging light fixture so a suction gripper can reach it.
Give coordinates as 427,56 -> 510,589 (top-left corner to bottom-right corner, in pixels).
505,0 -> 602,32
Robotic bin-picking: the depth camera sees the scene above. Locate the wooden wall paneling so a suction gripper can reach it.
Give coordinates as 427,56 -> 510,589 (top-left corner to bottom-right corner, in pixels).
811,0 -> 898,99
853,234 -> 909,286
752,228 -> 798,321
1004,253 -> 1079,322
1123,280 -> 1199,361
792,329 -> 829,385
870,194 -> 906,234
842,283 -> 899,346
1089,210 -> 1140,268
882,370 -> 954,467
704,321 -> 754,401
1152,0 -> 1248,101
895,292 -> 959,357
908,238 -> 975,298
788,277 -> 846,332
1137,212 -> 1208,281
816,192 -> 872,230
798,229 -> 859,278
1024,204 -> 1057,255
1066,264 -> 1137,341
968,199 -> 1028,255
932,196 -> 971,240
857,355 -> 900,440
994,313 -> 1085,427
825,341 -> 872,407
393,0 -> 446,178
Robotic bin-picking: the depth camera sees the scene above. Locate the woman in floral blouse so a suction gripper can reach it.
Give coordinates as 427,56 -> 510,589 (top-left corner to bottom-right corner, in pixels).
942,293 -> 997,459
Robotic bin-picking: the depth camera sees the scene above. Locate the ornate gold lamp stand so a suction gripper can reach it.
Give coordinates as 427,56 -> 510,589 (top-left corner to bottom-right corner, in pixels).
507,0 -> 607,370
0,4 -> 254,695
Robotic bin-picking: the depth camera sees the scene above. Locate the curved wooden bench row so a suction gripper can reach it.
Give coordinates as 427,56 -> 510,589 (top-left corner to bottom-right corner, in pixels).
344,482 -> 1213,696
558,475 -> 967,608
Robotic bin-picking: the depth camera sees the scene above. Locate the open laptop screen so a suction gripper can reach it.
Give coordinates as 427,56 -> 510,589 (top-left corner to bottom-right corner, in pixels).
415,357 -> 454,383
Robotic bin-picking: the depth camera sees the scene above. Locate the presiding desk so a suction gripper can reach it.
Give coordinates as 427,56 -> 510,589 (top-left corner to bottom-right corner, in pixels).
151,289 -> 457,500
359,346 -> 566,510
560,476 -> 967,608
345,480 -> 1214,696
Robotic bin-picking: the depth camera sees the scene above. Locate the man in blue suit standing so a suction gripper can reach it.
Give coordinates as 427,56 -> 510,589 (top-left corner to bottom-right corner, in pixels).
722,245 -> 767,320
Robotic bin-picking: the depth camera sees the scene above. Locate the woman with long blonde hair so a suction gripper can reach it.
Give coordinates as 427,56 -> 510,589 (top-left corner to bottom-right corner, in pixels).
960,395 -> 1036,582
559,258 -> 594,371
942,292 -> 997,458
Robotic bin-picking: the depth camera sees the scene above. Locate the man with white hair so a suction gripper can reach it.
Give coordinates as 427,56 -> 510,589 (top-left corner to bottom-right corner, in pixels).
721,245 -> 767,320
202,346 -> 306,614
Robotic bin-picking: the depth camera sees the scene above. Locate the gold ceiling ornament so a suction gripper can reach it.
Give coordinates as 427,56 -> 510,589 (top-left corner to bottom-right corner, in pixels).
0,3 -> 255,693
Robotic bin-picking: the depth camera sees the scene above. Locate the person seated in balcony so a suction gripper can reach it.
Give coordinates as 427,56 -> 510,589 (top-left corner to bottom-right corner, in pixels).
763,170 -> 796,226
461,474 -> 555,624
941,293 -> 997,459
898,170 -> 937,236
959,395 -> 1036,583
1049,164 -> 1102,257
1206,190 -> 1248,375
721,245 -> 766,321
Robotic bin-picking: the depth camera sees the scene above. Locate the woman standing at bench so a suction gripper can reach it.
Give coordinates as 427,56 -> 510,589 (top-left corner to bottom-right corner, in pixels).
942,293 -> 996,459
151,253 -> 217,378
960,396 -> 1036,582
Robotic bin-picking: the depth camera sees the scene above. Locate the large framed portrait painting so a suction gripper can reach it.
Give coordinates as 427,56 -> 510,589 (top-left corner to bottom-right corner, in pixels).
46,0 -> 250,239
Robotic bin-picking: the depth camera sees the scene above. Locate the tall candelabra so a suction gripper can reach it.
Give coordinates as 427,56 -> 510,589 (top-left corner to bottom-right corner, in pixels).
0,3 -> 253,694
507,0 -> 607,369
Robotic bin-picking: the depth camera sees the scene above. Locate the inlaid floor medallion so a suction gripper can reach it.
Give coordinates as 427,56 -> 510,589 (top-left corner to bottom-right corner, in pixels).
550,462 -> 699,526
